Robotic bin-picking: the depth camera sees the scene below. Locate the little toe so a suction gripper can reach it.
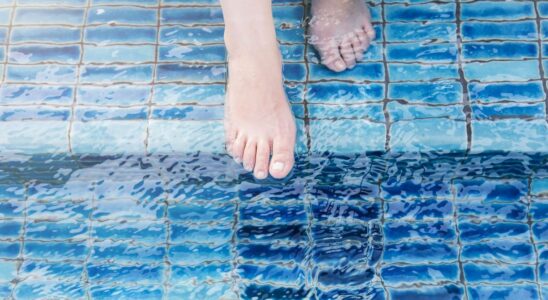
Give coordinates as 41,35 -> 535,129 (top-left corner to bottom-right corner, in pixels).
363,22 -> 376,41
242,140 -> 257,172
318,41 -> 347,72
231,133 -> 246,163
269,137 -> 295,179
356,29 -> 371,50
253,140 -> 271,180
340,37 -> 357,69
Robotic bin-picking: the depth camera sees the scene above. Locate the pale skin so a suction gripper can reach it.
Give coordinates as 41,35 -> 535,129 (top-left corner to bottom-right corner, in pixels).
221,0 -> 375,179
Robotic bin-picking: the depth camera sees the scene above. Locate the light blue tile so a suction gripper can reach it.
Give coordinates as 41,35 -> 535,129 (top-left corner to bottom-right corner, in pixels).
156,64 -> 226,83
14,8 -> 85,25
74,107 -> 148,122
159,26 -> 224,44
80,65 -> 154,83
152,84 -> 224,105
309,63 -> 384,81
387,43 -> 457,62
147,120 -> 225,153
7,65 -> 77,84
151,106 -> 223,121
9,45 -> 81,63
0,121 -> 69,153
77,85 -> 150,106
472,103 -> 545,120
390,119 -> 467,151
532,178 -> 548,197
388,102 -> 465,122
87,6 -> 157,25
463,60 -> 540,82
83,45 -> 156,63
85,26 -> 157,44
388,64 -> 458,81
0,261 -> 16,282
71,120 -> 147,154
472,119 -> 548,152
309,119 -> 386,153
158,45 -> 226,63
307,103 -> 384,122
10,26 -> 81,43
467,285 -> 539,300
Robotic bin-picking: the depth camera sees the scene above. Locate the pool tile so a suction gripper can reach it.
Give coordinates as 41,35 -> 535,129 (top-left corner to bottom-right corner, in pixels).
71,120 -> 147,154
467,285 -> 539,300
309,119 -> 386,153
390,119 -> 467,152
461,1 -> 535,20
462,21 -> 537,41
381,264 -> 458,285
471,119 -> 548,152
463,60 -> 540,82
468,82 -> 546,103
385,3 -> 455,22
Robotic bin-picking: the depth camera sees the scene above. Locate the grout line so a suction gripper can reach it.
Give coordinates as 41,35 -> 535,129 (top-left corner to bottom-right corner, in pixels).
81,186 -> 96,300
9,183 -> 28,299
455,0 -> 473,153
450,178 -> 469,300
533,0 -> 548,123
381,0 -> 391,152
526,176 -> 543,300
67,0 -> 91,154
0,0 -> 16,85
300,0 -> 312,154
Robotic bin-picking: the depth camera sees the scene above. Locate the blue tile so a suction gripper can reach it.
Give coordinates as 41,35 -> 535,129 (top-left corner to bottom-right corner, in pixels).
81,65 -> 154,83
384,199 -> 453,220
309,119 -> 386,153
458,221 -> 529,242
469,82 -> 546,103
91,241 -> 164,263
309,63 -> 384,81
147,120 -> 225,153
382,264 -> 458,285
384,221 -> 455,241
152,106 -> 223,121
457,202 -> 527,221
156,64 -> 226,83
90,285 -> 163,299
472,120 -> 548,152
388,63 -> 458,81
25,221 -> 87,240
463,42 -> 538,60
472,103 -> 545,120
461,1 -> 535,20
462,241 -> 534,263
532,178 -> 548,197
169,284 -> 235,299
468,285 -> 539,300
454,179 -> 527,202
307,83 -> 384,103
464,60 -> 540,82
16,283 -> 85,299
170,244 -> 230,264
78,85 -> 150,106
385,22 -> 456,42
83,45 -> 155,63
387,43 -> 457,62
388,102 -> 465,122
14,8 -> 85,25
389,285 -> 464,300
85,26 -> 157,44
462,21 -> 537,41
152,84 -> 224,105
87,263 -> 163,283
159,45 -> 226,63
386,3 -> 455,21
170,264 -> 231,284
383,242 -> 457,263
11,27 -> 81,43
388,81 -> 462,104
307,103 -> 384,122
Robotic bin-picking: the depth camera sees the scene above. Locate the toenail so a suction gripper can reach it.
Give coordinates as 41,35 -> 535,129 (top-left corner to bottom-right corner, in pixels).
244,164 -> 253,171
272,161 -> 285,172
234,157 -> 242,163
256,171 -> 266,179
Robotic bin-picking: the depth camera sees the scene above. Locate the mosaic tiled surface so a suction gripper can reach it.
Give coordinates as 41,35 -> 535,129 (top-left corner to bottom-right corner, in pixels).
0,153 -> 546,299
0,0 -> 546,154
0,0 -> 548,299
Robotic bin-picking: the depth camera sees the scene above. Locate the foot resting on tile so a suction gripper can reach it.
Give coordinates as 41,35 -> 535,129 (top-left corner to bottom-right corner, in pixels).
309,0 -> 376,72
221,0 -> 297,179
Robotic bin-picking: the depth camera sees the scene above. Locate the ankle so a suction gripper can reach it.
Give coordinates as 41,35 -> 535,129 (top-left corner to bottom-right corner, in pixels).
224,29 -> 281,63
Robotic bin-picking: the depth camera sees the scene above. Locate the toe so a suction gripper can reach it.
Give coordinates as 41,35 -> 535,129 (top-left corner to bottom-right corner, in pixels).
231,133 -> 246,163
269,137 -> 295,179
318,40 -> 347,72
351,36 -> 364,62
363,22 -> 376,41
356,29 -> 371,49
253,140 -> 271,180
242,140 -> 257,172
339,36 -> 357,69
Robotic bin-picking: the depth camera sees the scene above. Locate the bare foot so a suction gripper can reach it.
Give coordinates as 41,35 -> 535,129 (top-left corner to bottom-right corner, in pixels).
221,0 -> 296,179
309,0 -> 376,72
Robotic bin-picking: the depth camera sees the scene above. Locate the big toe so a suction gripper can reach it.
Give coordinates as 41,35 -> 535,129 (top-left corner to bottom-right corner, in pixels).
269,137 -> 295,179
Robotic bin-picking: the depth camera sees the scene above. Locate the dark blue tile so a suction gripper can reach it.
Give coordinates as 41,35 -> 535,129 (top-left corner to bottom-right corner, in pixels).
462,21 -> 537,41
382,264 -> 458,284
468,285 -> 539,300
383,242 -> 457,263
462,241 -> 534,263
464,263 -> 535,283
386,3 -> 455,21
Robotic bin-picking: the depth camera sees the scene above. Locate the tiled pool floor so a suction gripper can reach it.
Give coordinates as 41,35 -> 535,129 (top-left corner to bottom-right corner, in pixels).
0,0 -> 547,299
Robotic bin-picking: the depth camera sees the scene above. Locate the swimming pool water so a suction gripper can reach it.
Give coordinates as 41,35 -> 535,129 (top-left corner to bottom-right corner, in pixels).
0,0 -> 547,299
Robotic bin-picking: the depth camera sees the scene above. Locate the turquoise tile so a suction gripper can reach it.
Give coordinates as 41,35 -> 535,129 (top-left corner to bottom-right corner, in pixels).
85,26 -> 157,44
9,45 -> 81,64
87,6 -> 157,25
463,42 -> 538,60
14,8 -> 85,25
7,65 -> 77,84
472,119 -> 548,152
309,119 -> 386,153
152,84 -> 225,105
158,45 -> 226,63
386,43 -> 457,62
309,63 -> 384,81
81,65 -> 154,83
472,103 -> 545,120
390,119 -> 467,152
463,60 -> 540,82
532,178 -> 548,197
156,64 -> 226,83
385,3 -> 455,21
78,85 -> 150,106
307,103 -> 385,122
11,27 -> 81,43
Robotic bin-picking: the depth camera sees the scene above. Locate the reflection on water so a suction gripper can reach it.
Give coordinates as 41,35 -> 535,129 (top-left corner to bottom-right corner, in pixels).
0,152 -> 546,299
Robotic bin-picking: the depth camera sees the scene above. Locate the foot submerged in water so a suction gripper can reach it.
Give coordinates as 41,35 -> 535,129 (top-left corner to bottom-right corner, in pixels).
309,0 -> 376,72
